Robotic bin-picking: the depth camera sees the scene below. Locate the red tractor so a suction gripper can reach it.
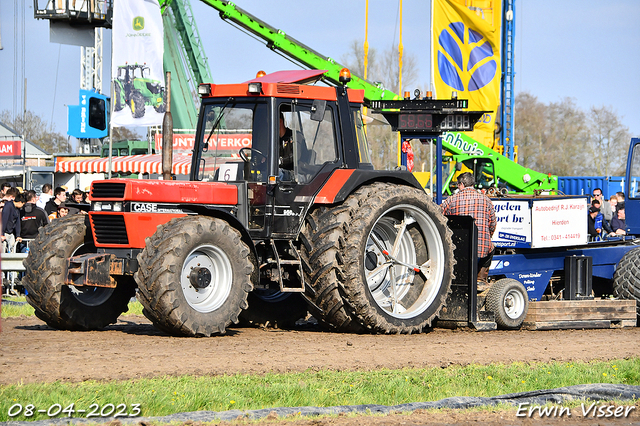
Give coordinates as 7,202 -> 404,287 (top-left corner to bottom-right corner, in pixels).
23,70 -> 480,336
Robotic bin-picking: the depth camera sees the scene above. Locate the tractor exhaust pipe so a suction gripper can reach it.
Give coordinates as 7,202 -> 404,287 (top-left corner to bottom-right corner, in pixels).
162,71 -> 173,180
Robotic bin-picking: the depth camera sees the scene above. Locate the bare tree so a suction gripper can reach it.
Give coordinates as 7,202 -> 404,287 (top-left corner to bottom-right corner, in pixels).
340,39 -> 420,95
588,105 -> 630,176
0,110 -> 70,154
515,92 -> 631,177
112,127 -> 143,142
341,40 -> 422,170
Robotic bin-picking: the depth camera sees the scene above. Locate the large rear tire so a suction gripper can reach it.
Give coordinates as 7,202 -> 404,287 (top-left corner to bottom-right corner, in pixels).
613,247 -> 640,318
300,183 -> 454,334
23,215 -> 135,330
135,216 -> 254,336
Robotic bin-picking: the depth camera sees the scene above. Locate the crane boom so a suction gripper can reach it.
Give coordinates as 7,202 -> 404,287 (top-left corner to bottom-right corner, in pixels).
174,0 -> 557,194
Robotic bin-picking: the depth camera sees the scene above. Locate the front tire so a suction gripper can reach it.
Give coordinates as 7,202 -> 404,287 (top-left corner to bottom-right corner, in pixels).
301,183 -> 454,334
485,278 -> 529,329
23,215 -> 135,330
135,216 -> 254,336
613,247 -> 640,318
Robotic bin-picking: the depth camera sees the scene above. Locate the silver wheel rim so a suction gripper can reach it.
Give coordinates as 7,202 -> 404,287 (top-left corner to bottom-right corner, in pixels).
181,245 -> 233,313
504,288 -> 526,319
364,204 -> 445,319
68,242 -> 115,307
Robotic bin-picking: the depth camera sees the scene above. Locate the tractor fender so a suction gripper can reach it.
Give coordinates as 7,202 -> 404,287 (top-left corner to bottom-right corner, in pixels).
177,204 -> 258,266
312,168 -> 424,206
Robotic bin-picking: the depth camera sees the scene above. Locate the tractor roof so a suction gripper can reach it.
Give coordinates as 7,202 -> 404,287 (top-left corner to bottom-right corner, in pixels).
200,70 -> 364,103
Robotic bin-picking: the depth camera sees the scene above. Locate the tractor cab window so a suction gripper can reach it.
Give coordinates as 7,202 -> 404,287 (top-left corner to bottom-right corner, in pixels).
196,102 -> 267,182
630,144 -> 640,198
353,109 -> 373,165
279,103 -> 337,184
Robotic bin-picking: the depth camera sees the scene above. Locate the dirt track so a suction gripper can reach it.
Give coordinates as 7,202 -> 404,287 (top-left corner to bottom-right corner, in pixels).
2,315 -> 640,425
2,315 -> 640,385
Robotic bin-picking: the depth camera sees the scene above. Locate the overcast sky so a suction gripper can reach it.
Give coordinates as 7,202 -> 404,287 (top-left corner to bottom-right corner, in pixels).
1,0 -> 638,150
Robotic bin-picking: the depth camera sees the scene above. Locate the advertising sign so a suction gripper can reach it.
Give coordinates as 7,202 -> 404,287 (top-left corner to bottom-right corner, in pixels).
492,200 -> 531,248
68,90 -> 109,139
432,0 -> 502,149
0,139 -> 22,159
111,0 -> 165,127
154,133 -> 252,155
531,198 -> 588,248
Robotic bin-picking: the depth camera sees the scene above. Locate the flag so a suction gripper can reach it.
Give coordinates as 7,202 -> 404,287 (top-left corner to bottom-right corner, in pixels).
111,0 -> 165,127
432,0 -> 501,149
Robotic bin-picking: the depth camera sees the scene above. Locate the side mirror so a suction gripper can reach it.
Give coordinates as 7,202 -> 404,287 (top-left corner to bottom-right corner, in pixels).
310,99 -> 326,122
455,162 -> 463,171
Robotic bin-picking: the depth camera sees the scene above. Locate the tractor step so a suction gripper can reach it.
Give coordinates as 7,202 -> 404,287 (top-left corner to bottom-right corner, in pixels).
269,239 -> 305,293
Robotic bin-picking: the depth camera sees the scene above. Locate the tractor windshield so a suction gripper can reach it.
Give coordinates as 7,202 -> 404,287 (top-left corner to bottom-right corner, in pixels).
196,101 -> 267,182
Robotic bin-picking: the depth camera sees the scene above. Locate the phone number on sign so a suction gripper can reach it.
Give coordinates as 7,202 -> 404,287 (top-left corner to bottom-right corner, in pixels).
8,403 -> 141,418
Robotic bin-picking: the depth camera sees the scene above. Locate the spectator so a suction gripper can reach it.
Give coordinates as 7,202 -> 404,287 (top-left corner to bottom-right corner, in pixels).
71,189 -> 87,204
592,188 -> 612,222
587,205 -> 600,239
37,183 -> 54,209
2,189 -> 24,252
0,184 -> 10,212
0,182 -> 12,198
49,203 -> 70,221
609,207 -> 626,236
441,172 -> 497,290
609,195 -> 618,216
44,186 -> 67,216
591,198 -> 610,235
19,190 -> 49,252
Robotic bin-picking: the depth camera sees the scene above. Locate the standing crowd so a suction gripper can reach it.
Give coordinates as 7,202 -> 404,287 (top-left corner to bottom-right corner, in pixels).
1,183 -> 89,254
588,187 -> 626,241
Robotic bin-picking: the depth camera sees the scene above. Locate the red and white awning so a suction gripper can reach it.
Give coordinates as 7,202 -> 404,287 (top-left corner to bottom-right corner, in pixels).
55,154 -> 192,175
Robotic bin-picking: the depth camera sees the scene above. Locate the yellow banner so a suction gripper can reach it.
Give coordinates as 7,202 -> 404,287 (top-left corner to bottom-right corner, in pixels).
432,0 -> 501,148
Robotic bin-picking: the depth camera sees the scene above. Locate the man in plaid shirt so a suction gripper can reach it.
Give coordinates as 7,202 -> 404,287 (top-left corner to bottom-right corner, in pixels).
441,172 -> 497,289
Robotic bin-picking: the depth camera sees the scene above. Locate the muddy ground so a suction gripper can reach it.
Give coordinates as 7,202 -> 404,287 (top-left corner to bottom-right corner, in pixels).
1,315 -> 639,425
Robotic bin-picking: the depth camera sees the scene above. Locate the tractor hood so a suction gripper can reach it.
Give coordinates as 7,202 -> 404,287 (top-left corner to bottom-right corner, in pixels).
90,179 -> 238,205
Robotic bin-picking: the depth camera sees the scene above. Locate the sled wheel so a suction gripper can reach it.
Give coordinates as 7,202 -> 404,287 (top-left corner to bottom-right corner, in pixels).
613,247 -> 640,318
485,278 -> 529,329
135,216 -> 253,336
23,215 -> 135,330
300,182 -> 454,334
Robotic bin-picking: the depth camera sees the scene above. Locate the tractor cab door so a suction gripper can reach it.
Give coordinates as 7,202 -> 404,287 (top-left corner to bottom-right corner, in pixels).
625,138 -> 640,234
269,100 -> 340,237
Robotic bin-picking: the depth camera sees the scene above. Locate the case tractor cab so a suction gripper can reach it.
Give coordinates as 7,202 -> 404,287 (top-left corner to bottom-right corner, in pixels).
23,70 -> 484,337
114,64 -> 166,119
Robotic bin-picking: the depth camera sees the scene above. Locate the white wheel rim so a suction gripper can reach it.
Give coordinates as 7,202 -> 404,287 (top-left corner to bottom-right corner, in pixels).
181,245 -> 233,313
503,288 -> 526,319
364,204 -> 445,319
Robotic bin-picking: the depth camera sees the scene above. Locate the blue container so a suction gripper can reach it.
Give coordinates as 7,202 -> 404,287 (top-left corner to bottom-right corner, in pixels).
557,176 -> 607,197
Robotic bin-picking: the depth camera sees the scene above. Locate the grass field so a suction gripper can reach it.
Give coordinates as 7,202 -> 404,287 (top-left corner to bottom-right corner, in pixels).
1,358 -> 638,421
2,296 -> 638,423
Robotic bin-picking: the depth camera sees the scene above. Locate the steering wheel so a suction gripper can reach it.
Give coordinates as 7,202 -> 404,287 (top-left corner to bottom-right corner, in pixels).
239,147 -> 266,163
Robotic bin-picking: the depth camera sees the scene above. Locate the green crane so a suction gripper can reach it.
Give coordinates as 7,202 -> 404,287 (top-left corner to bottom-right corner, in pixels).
173,0 -> 557,194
